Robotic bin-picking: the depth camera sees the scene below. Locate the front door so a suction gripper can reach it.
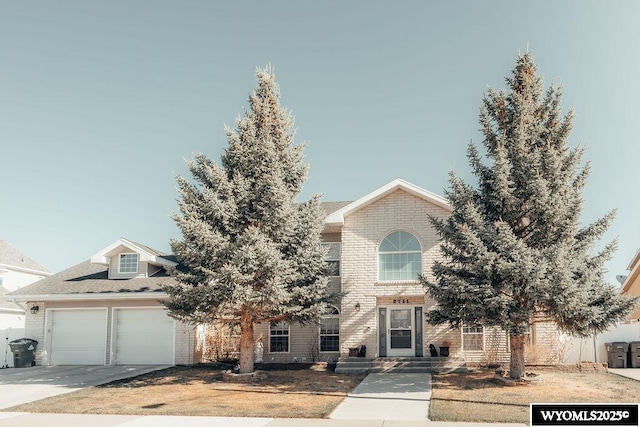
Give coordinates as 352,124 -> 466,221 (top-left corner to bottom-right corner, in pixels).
387,307 -> 414,357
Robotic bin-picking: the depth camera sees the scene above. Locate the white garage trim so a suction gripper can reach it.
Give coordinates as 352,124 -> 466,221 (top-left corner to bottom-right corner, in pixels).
45,308 -> 108,365
111,307 -> 175,365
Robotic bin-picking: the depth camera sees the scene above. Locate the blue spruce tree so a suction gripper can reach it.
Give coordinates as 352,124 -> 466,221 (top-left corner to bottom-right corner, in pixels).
165,66 -> 332,374
424,53 -> 636,380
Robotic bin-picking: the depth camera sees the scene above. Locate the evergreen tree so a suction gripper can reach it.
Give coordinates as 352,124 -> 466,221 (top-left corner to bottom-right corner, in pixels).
423,53 -> 636,380
165,66 -> 332,374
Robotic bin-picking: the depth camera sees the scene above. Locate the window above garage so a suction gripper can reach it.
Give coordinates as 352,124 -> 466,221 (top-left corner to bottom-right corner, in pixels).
118,253 -> 138,274
90,238 -> 178,280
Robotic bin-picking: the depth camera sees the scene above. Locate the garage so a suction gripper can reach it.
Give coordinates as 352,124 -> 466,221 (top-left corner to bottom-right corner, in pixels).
48,309 -> 108,365
112,308 -> 175,365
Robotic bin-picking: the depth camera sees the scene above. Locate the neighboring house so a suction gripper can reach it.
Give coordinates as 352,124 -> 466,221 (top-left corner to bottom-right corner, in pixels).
0,239 -> 51,366
254,178 -> 562,365
0,239 -> 51,292
0,286 -> 25,329
621,249 -> 640,322
9,238 -> 199,366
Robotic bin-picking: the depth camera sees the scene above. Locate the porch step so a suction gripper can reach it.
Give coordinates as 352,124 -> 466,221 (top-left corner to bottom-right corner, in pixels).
334,356 -> 466,374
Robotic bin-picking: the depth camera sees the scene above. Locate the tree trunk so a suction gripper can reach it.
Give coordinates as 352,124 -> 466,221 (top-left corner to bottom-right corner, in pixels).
238,310 -> 255,374
509,334 -> 526,380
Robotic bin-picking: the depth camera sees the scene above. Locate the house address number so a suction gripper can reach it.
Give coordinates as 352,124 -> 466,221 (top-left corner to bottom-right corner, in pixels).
392,299 -> 411,304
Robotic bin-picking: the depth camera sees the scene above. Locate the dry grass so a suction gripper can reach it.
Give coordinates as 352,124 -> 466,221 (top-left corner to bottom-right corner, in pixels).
9,364 -> 640,423
7,364 -> 365,418
430,368 -> 640,424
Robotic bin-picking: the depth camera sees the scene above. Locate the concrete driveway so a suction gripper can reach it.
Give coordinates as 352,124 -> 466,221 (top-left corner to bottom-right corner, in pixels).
0,365 -> 170,409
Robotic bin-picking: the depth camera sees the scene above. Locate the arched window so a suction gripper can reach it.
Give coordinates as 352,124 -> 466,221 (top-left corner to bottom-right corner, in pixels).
378,231 -> 422,281
319,306 -> 340,352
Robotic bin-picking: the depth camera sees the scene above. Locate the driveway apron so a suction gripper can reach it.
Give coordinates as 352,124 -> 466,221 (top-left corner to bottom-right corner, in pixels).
329,373 -> 431,421
0,365 -> 169,409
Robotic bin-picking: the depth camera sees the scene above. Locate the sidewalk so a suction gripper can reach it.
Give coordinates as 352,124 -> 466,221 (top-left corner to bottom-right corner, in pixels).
0,412 -> 528,427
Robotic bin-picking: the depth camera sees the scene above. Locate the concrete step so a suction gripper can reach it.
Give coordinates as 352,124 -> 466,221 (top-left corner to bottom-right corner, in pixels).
369,366 -> 431,373
335,356 -> 466,374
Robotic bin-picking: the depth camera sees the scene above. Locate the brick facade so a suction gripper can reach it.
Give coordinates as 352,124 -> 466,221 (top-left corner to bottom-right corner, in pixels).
339,189 -> 450,356
253,180 -> 562,365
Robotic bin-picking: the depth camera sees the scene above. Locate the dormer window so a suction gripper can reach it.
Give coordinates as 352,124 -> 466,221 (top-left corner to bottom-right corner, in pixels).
118,253 -> 138,273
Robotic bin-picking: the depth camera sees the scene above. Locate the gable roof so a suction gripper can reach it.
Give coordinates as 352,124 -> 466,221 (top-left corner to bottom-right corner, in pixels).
324,178 -> 451,227
9,239 -> 177,301
320,201 -> 352,217
0,239 -> 50,274
90,237 -> 177,268
9,260 -> 174,301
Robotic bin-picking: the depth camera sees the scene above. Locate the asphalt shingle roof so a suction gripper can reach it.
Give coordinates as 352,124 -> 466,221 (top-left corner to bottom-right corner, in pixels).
9,259 -> 175,296
320,201 -> 352,216
0,239 -> 49,273
8,204 -> 350,298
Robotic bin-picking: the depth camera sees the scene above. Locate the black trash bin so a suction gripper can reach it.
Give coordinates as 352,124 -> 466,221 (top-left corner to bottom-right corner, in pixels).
9,338 -> 38,368
629,342 -> 640,368
605,342 -> 628,368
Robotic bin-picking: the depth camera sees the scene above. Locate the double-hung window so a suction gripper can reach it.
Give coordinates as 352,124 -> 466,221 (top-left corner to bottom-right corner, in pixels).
320,306 -> 340,352
322,243 -> 341,277
462,325 -> 484,351
269,321 -> 290,353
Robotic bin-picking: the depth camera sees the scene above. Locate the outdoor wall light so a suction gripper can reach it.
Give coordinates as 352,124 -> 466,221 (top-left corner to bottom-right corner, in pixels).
30,305 -> 39,315
355,302 -> 361,311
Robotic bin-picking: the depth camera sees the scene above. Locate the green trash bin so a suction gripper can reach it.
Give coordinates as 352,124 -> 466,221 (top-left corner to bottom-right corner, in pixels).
9,338 -> 38,368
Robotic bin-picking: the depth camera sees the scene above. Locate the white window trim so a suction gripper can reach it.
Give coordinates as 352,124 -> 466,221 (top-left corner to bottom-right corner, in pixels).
118,253 -> 139,274
322,242 -> 341,277
319,306 -> 340,353
378,231 -> 422,282
461,324 -> 485,352
269,322 -> 290,354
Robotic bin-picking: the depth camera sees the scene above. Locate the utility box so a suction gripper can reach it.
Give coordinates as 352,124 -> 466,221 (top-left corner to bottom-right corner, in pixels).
605,342 -> 628,368
9,338 -> 38,368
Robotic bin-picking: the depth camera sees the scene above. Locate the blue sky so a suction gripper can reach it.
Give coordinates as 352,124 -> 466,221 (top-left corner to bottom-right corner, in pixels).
1,1 -> 638,286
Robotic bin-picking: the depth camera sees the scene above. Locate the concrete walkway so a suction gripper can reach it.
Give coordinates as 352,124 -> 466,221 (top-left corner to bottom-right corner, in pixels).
330,373 -> 431,420
608,368 -> 640,381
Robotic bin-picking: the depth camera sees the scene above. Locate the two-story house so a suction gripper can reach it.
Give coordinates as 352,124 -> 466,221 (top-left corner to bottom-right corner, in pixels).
254,179 -> 563,367
10,179 -> 563,368
255,178 -> 457,363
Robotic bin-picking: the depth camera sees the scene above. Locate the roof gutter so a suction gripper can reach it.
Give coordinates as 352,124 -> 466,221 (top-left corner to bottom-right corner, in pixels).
11,292 -> 169,302
0,263 -> 52,276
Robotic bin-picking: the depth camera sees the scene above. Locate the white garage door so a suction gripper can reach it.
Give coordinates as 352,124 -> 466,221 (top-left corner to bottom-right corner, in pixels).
113,308 -> 175,365
49,309 -> 107,365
